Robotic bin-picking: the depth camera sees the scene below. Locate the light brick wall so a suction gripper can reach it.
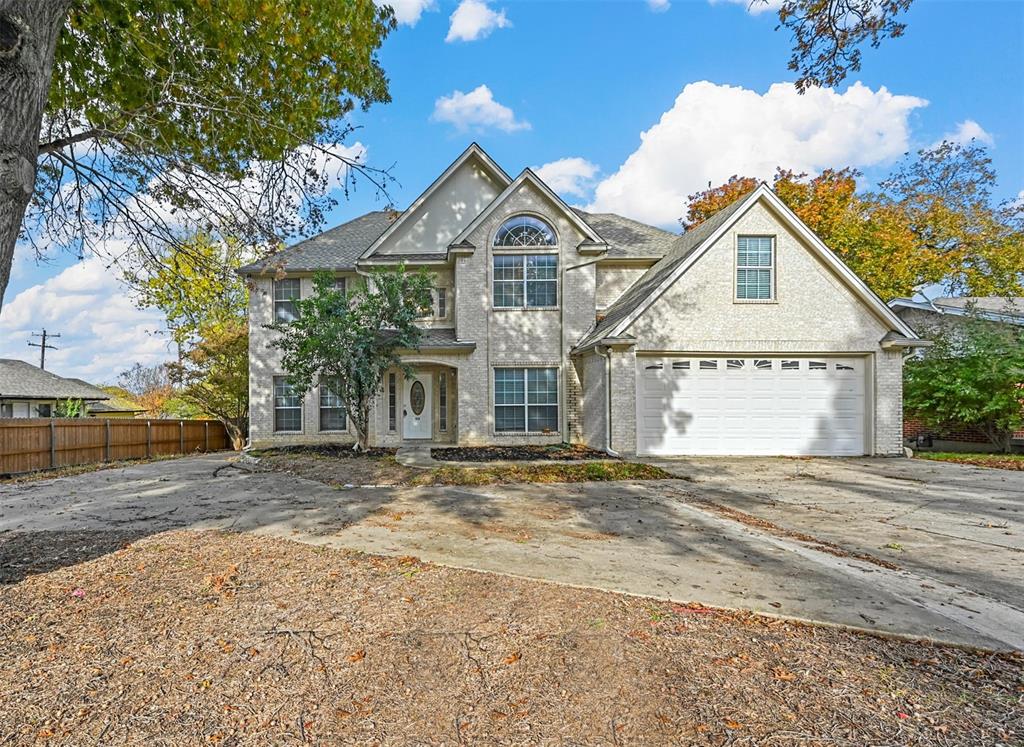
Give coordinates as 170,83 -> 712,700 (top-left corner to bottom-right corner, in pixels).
248,273 -> 360,448
608,347 -> 637,455
453,180 -> 596,446
577,352 -> 606,450
874,350 -> 904,455
596,264 -> 649,310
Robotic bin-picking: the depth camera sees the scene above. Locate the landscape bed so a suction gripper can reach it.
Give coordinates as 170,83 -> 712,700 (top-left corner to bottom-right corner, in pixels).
0,530 -> 1020,745
431,444 -> 611,462
252,446 -> 671,486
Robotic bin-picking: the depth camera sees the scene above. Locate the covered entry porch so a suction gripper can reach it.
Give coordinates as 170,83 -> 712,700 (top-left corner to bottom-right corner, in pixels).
378,362 -> 458,446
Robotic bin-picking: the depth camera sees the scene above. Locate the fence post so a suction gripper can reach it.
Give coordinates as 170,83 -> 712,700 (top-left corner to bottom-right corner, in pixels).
204,421 -> 210,452
179,420 -> 185,454
146,421 -> 152,458
49,420 -> 56,469
104,419 -> 111,462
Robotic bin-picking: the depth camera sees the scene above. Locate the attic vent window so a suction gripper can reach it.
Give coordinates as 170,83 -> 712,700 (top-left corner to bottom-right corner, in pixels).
495,215 -> 556,247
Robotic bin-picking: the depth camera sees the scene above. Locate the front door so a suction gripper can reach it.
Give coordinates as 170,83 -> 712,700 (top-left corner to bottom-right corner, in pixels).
403,373 -> 432,439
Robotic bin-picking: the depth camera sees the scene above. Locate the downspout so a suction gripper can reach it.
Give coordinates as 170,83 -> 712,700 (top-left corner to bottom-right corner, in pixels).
595,344 -> 620,458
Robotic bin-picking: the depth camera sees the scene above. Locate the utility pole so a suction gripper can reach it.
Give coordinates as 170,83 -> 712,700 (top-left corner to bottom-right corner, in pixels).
28,329 -> 60,370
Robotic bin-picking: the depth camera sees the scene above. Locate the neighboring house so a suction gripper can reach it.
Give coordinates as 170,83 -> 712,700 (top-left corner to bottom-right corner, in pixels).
241,144 -> 924,457
889,296 -> 1024,451
78,385 -> 147,418
0,359 -> 109,418
889,296 -> 1024,334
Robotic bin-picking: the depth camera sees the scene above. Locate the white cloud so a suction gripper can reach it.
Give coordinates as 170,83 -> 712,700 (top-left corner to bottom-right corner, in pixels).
378,0 -> 435,26
431,85 -> 530,133
648,0 -> 671,12
709,0 -> 781,15
446,0 -> 510,42
935,119 -> 993,147
534,157 -> 600,198
0,256 -> 172,384
587,80 -> 927,226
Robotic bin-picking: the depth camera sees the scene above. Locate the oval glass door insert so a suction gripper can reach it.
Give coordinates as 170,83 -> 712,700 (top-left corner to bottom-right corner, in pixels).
410,380 -> 425,415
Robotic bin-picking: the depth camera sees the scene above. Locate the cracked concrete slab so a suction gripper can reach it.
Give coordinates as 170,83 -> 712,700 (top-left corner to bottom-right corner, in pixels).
1,454 -> 1021,651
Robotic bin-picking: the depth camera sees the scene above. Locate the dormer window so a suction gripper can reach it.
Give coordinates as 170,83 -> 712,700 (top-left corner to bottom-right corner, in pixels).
494,215 -> 556,247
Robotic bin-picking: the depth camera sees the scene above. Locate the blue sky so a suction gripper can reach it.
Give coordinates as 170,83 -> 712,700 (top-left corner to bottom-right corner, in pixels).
2,0 -> 1022,382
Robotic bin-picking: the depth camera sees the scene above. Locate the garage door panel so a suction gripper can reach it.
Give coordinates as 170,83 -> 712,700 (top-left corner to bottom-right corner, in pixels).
637,356 -> 867,456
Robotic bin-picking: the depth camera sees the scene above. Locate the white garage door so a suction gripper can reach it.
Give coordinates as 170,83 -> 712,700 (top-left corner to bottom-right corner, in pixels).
637,356 -> 867,456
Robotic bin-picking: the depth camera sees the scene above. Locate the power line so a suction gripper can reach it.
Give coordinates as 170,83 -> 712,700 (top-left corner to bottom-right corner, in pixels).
28,329 -> 61,370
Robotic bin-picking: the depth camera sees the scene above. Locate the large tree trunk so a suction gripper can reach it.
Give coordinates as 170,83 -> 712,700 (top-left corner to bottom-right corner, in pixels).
0,1 -> 69,309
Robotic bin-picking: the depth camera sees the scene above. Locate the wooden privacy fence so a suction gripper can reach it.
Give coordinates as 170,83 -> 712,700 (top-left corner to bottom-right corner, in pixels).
0,419 -> 230,476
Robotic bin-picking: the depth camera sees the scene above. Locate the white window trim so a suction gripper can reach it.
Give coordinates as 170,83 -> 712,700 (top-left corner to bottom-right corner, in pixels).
492,366 -> 560,435
273,278 -> 302,321
492,254 -> 560,311
734,234 -> 776,303
318,378 -> 348,433
273,375 -> 303,433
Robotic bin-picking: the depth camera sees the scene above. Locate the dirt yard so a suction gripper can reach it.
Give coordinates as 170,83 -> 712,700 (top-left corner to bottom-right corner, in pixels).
1,530 -> 1020,745
253,446 -> 670,486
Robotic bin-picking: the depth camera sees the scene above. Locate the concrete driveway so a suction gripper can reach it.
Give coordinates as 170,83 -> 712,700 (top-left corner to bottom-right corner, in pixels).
1,453 -> 1021,650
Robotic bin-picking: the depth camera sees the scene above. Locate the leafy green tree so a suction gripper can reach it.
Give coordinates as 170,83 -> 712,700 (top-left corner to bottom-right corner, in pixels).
55,398 -> 84,418
0,0 -> 395,308
133,235 -> 250,349
168,317 -> 249,449
904,316 -> 1024,453
268,268 -> 433,451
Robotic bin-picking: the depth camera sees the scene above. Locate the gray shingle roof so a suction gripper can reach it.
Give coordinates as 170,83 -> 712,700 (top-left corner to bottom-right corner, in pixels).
238,211 -> 398,275
239,206 -> 680,276
0,360 -> 110,401
576,194 -> 753,349
384,328 -> 475,349
572,209 -> 679,258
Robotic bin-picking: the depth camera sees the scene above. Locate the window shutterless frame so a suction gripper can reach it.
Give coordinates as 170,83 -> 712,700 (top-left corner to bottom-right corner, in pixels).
493,367 -> 559,433
273,376 -> 302,432
492,254 -> 558,309
274,278 -> 302,321
735,235 -> 775,302
318,377 -> 347,432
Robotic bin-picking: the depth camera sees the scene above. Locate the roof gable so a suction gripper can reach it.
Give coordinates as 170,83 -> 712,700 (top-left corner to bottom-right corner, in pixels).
449,168 -> 606,251
362,143 -> 512,258
578,184 -> 917,349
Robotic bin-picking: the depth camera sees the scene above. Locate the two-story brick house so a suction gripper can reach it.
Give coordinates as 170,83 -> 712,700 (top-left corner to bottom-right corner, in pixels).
241,143 -> 924,456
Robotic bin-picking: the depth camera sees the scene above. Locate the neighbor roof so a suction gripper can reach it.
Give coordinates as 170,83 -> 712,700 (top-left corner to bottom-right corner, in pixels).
0,360 -> 110,401
238,211 -> 398,275
572,209 -> 679,259
889,296 -> 1024,325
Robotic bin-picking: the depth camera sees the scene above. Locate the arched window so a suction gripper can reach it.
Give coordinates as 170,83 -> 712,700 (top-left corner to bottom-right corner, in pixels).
494,215 -> 556,247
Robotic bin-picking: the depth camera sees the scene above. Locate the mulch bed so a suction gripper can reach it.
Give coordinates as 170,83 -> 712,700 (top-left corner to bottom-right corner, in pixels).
1,530 -> 1021,745
432,444 -> 611,462
253,444 -> 396,459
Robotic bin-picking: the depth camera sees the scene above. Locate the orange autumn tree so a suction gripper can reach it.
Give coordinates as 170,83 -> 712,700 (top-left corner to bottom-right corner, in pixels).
683,142 -> 1024,301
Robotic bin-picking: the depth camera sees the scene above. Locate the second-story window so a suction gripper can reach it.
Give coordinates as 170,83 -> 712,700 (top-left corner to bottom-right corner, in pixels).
274,278 -> 301,322
736,236 -> 774,301
493,255 -> 558,308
